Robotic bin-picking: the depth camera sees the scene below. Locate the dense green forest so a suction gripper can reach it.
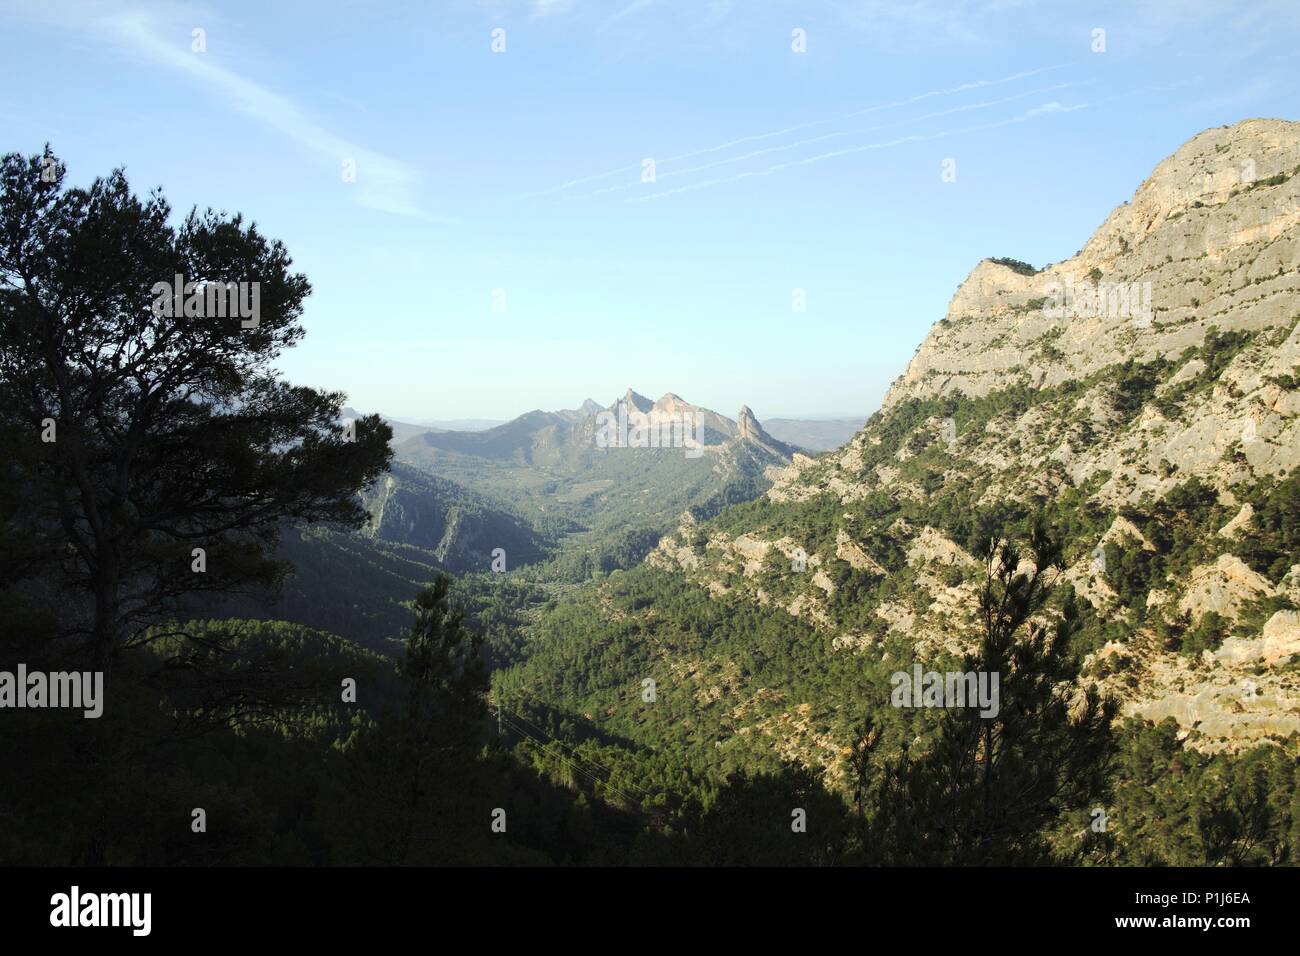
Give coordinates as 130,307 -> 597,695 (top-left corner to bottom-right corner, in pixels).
8,547 -> 1296,865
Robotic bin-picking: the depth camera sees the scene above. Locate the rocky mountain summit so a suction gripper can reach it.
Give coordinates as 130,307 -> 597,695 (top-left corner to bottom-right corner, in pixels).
601,389 -> 798,456
652,119 -> 1300,756
735,404 -> 798,458
886,118 -> 1299,412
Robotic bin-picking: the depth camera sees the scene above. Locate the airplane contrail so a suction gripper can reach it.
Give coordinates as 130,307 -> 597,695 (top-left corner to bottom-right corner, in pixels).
622,102 -> 1089,203
575,80 -> 1091,200
517,63 -> 1070,199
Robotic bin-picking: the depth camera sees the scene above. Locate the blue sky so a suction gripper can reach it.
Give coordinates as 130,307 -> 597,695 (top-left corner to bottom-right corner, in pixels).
2,0 -> 1297,421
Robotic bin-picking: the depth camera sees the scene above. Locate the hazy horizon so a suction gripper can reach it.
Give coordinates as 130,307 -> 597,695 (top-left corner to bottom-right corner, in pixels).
352,394 -> 875,427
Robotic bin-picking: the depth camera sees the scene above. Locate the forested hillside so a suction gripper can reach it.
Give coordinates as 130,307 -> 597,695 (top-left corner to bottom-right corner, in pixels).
475,119 -> 1300,865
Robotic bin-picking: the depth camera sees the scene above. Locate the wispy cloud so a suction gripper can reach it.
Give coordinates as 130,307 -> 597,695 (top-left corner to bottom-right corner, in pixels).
520,63 -> 1067,199
3,0 -> 448,222
623,100 -> 1089,203
574,80 -> 1089,200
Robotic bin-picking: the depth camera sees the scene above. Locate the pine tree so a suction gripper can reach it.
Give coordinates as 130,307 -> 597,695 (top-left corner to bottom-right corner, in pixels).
866,519 -> 1117,864
0,147 -> 392,679
333,574 -> 489,864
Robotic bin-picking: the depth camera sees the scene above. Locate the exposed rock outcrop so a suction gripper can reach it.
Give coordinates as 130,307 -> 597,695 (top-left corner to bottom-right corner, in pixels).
652,120 -> 1300,756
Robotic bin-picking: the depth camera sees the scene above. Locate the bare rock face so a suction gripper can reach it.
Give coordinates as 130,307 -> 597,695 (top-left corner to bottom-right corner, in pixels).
907,526 -> 978,568
1218,502 -> 1255,538
836,530 -> 884,573
649,120 -> 1300,759
1178,554 -> 1278,623
650,391 -> 738,440
1262,610 -> 1300,664
734,404 -> 797,458
620,388 -> 654,414
884,119 -> 1300,412
1213,610 -> 1300,667
760,121 -> 1300,522
1129,683 -> 1300,747
1100,516 -> 1157,551
602,389 -> 798,459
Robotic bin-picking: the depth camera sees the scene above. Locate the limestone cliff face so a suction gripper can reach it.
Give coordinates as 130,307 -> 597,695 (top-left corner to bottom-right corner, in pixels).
772,119 -> 1300,513
885,118 -> 1300,411
600,389 -> 796,460
648,391 -> 738,442
650,120 -> 1300,757
736,404 -> 798,458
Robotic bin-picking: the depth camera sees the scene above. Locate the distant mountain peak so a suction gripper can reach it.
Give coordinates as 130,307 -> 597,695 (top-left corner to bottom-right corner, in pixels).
885,117 -> 1300,410
595,391 -> 796,453
555,398 -> 602,422
617,388 -> 654,413
651,392 -> 694,417
736,404 -> 765,440
735,404 -> 796,457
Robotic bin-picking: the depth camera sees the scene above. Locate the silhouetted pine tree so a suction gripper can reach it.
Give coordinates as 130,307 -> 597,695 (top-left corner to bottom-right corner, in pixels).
863,519 -> 1117,864
330,574 -> 490,864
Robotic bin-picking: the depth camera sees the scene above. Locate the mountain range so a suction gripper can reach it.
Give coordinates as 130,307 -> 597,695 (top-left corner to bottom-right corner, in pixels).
225,392 -> 804,649
498,118 -> 1300,792
345,396 -> 865,455
382,388 -> 797,543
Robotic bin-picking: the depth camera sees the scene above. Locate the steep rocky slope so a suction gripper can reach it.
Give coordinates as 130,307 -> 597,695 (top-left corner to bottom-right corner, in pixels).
361,461 -> 552,570
648,119 -> 1300,758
